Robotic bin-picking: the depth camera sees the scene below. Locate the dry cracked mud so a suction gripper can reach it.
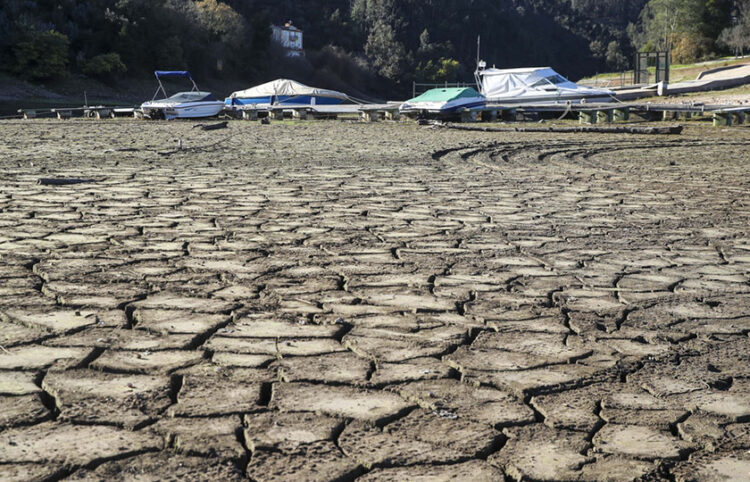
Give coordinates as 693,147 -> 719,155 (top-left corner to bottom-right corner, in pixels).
0,118 -> 749,481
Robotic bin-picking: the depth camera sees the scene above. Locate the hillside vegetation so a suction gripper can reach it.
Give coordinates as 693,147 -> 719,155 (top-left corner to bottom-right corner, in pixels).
1,0 -> 748,97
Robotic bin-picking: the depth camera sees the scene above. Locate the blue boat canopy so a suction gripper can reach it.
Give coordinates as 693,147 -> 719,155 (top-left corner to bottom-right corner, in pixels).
155,71 -> 192,79
151,70 -> 200,100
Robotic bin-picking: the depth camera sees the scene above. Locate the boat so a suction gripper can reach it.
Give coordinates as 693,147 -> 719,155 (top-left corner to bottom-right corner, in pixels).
226,79 -> 349,108
475,64 -> 615,105
140,71 -> 225,119
399,87 -> 486,115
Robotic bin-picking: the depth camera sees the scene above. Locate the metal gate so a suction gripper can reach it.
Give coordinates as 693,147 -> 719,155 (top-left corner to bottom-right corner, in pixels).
634,52 -> 670,85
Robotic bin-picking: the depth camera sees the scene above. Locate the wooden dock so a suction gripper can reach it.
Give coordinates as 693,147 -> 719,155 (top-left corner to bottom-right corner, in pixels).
481,102 -> 750,127
13,101 -> 750,127
232,103 -> 402,122
18,106 -> 137,120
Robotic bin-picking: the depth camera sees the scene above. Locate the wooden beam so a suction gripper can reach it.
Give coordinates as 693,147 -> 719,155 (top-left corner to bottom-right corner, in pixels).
440,124 -> 683,135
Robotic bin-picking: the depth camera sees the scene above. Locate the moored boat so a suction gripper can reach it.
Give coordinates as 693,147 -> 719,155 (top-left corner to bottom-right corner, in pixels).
399,87 -> 486,115
226,79 -> 349,108
475,65 -> 615,105
140,71 -> 225,120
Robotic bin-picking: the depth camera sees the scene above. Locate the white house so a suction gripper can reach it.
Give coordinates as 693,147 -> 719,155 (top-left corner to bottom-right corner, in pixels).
271,22 -> 304,57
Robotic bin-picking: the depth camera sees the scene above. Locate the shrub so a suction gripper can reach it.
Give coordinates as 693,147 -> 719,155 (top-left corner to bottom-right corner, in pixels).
13,30 -> 69,80
417,57 -> 460,83
671,34 -> 712,63
81,52 -> 127,78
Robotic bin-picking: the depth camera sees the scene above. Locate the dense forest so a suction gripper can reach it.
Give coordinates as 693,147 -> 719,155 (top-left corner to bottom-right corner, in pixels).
1,0 -> 749,97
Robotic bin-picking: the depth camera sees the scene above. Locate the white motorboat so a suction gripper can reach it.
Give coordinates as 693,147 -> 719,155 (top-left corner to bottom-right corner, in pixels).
140,71 -> 225,119
475,64 -> 615,105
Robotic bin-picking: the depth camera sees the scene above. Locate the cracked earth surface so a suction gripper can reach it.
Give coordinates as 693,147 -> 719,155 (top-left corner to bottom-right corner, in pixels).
0,119 -> 749,481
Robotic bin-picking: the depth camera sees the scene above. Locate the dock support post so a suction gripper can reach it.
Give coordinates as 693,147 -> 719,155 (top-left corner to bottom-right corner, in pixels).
292,109 -> 308,120
596,110 -> 613,124
22,110 -> 36,120
94,109 -> 111,120
460,109 -> 478,123
359,110 -> 378,122
579,111 -> 596,124
613,108 -> 630,122
242,109 -> 258,121
713,112 -> 731,127
484,110 -> 499,122
385,110 -> 400,121
731,112 -> 745,125
662,111 -> 676,121
270,109 -> 284,121
501,109 -> 517,122
56,110 -> 72,120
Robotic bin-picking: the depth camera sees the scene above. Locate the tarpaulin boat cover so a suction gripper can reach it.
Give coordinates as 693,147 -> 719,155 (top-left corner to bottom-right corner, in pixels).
477,67 -> 611,100
228,79 -> 349,100
405,87 -> 483,104
400,87 -> 486,113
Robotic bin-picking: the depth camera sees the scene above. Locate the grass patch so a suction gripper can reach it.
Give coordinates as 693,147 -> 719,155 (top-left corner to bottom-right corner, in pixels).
579,56 -> 749,84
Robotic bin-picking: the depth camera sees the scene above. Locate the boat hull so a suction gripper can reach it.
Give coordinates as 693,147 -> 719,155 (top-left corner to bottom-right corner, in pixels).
226,96 -> 343,107
399,98 -> 486,114
141,101 -> 225,119
485,92 -> 614,105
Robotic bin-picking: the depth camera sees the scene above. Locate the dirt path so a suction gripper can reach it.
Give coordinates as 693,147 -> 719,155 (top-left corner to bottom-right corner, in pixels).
1,120 -> 749,481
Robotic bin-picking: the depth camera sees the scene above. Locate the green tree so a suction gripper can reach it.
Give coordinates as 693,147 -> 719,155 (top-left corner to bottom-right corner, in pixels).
365,20 -> 406,80
351,0 -> 398,30
605,40 -> 629,69
419,29 -> 431,53
632,0 -> 733,61
195,0 -> 246,47
637,0 -> 703,53
417,57 -> 460,82
719,0 -> 750,56
13,30 -> 70,80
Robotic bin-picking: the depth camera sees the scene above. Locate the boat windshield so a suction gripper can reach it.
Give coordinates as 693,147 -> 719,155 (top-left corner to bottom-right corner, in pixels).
529,74 -> 569,88
164,91 -> 217,102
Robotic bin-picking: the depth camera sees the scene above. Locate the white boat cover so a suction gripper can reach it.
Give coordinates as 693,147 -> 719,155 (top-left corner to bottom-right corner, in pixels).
476,67 -> 613,102
228,78 -> 349,100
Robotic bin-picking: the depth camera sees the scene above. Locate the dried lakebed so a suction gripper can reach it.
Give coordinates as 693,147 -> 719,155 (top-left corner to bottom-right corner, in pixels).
0,119 -> 749,481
